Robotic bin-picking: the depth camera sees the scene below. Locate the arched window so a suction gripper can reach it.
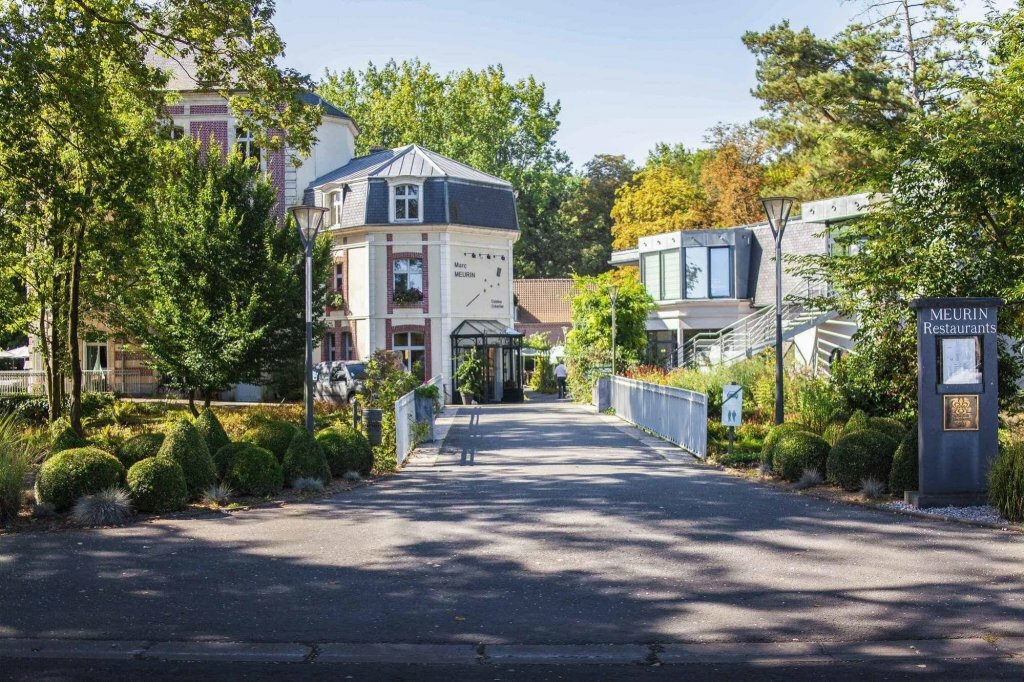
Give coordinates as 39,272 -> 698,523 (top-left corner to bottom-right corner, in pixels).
330,190 -> 343,226
392,183 -> 420,222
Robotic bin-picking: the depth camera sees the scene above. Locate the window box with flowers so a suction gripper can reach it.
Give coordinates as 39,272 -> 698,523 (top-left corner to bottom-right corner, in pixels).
392,287 -> 424,306
392,257 -> 424,307
328,292 -> 347,310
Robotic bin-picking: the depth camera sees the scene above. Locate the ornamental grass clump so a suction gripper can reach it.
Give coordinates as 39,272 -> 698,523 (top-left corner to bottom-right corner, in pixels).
201,483 -> 234,505
826,429 -> 899,491
193,409 -> 230,458
72,487 -> 133,526
793,468 -> 823,490
860,477 -> 887,500
157,419 -> 216,499
317,426 -> 373,477
888,429 -> 919,496
291,476 -> 325,493
240,420 -> 296,462
35,447 -> 126,512
224,446 -> 283,496
772,431 -> 831,482
126,456 -> 188,513
116,432 -> 165,469
283,430 -> 331,487
0,414 -> 31,525
989,439 -> 1024,522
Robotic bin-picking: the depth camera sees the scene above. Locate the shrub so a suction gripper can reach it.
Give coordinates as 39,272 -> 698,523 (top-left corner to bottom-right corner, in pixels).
0,414 -> 31,525
224,446 -> 283,496
844,409 -> 870,434
867,416 -> 906,444
157,419 -> 216,499
241,420 -> 296,462
117,432 -> 165,469
36,447 -> 126,512
283,430 -> 330,486
889,428 -> 919,496
72,487 -> 133,526
126,457 -> 188,513
822,422 -> 845,447
213,442 -> 251,479
772,431 -> 831,482
826,429 -> 899,490
194,409 -> 230,457
317,427 -> 373,477
0,396 -> 50,424
51,423 -> 88,454
989,439 -> 1024,522
760,422 -> 812,464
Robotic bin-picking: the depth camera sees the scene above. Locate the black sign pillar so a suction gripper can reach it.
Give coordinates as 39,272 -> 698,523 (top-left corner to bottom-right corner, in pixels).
907,297 -> 1002,508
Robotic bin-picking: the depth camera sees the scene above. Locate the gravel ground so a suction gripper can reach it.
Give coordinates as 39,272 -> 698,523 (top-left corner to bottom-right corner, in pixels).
883,501 -> 1009,525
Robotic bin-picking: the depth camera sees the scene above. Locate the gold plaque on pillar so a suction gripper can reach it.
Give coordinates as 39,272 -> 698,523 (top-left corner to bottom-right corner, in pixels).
943,394 -> 979,431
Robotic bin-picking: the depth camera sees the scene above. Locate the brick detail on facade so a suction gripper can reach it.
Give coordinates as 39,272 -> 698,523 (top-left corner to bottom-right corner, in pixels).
326,256 -> 349,316
386,246 -> 430,314
189,104 -> 229,115
164,105 -> 185,116
385,319 -> 431,378
267,128 -> 286,222
191,121 -> 228,162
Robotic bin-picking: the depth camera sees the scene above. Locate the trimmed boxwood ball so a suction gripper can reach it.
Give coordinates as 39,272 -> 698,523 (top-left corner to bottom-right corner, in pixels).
126,456 -> 188,513
241,420 -> 296,462
193,409 -> 230,458
214,442 -> 250,479
36,447 -> 126,512
225,446 -> 284,496
989,440 -> 1024,522
867,416 -> 906,444
772,431 -> 831,482
283,429 -> 331,486
844,409 -> 870,434
889,428 -> 919,496
158,418 -> 216,499
51,424 -> 88,454
317,427 -> 373,477
117,432 -> 165,469
760,422 -> 813,465
826,429 -> 900,490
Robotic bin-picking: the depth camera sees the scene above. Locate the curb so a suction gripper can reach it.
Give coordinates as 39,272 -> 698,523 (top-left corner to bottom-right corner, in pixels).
0,637 -> 1020,666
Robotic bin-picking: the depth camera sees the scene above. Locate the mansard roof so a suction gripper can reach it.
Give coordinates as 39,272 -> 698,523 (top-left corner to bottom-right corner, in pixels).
310,144 -> 513,189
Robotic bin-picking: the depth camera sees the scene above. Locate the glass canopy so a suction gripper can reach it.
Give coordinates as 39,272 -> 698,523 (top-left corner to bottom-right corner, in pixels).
450,320 -> 524,403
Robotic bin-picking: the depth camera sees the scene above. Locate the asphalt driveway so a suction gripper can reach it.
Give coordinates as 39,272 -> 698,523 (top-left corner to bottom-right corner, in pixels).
1,395 -> 1022,648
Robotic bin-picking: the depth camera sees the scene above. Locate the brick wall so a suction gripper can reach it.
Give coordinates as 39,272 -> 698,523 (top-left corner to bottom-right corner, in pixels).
267,127 -> 286,222
191,121 -> 228,162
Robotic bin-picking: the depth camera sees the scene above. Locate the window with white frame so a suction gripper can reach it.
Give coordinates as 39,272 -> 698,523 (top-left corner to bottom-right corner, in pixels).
392,257 -> 424,303
162,123 -> 185,141
235,128 -> 260,164
333,263 -> 344,293
324,334 -> 336,363
392,183 -> 421,222
330,190 -> 343,226
340,332 -> 354,361
85,343 -> 108,372
392,331 -> 426,379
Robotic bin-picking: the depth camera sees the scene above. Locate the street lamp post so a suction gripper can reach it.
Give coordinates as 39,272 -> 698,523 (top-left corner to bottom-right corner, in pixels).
760,197 -> 796,426
289,204 -> 329,434
608,285 -> 620,377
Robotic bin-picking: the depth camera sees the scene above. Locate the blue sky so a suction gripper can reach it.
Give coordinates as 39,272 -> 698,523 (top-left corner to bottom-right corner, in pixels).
273,0 -> 997,167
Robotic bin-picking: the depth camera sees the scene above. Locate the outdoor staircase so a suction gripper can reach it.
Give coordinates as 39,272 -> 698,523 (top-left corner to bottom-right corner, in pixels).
677,285 -> 836,369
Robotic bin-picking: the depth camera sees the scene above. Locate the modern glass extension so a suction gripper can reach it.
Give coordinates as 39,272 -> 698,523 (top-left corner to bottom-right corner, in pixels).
450,320 -> 524,404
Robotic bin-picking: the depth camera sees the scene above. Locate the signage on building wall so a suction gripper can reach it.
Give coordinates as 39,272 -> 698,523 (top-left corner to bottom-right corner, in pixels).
450,248 -> 511,316
921,307 -> 997,337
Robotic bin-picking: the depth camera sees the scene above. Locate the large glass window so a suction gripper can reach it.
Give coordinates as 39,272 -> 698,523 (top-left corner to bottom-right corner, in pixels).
684,246 -> 732,298
393,183 -> 420,222
393,331 -> 426,379
85,344 -> 108,372
340,332 -> 354,361
392,258 -> 424,303
642,250 -> 681,301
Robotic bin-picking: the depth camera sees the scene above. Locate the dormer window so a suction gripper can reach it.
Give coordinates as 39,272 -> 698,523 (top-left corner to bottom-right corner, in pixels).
330,190 -> 343,226
391,183 -> 421,223
235,128 -> 260,165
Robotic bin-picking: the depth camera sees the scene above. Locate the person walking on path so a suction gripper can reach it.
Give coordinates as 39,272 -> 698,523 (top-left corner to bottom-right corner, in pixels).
554,361 -> 568,399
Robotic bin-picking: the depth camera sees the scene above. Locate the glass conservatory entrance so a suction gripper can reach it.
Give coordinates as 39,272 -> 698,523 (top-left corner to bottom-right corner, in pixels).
450,320 -> 524,404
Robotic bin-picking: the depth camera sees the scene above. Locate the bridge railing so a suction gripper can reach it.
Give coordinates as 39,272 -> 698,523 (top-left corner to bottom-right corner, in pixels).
395,374 -> 444,466
609,376 -> 707,457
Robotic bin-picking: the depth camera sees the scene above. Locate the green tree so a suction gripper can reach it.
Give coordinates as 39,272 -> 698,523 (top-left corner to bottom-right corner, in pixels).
564,271 -> 654,399
112,141 -> 329,414
318,59 -> 573,278
557,155 -> 636,276
0,0 -> 321,433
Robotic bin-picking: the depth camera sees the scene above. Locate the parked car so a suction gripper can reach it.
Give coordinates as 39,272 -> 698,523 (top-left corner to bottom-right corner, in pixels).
313,361 -> 367,404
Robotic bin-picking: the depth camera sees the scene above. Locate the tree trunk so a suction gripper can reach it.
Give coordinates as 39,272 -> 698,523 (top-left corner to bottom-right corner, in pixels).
48,287 -> 63,422
67,228 -> 84,436
188,389 -> 199,417
203,389 -> 212,410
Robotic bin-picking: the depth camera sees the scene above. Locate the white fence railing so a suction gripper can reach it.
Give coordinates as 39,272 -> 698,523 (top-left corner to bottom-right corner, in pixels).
610,376 -> 707,457
0,370 -> 159,397
395,374 -> 445,466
